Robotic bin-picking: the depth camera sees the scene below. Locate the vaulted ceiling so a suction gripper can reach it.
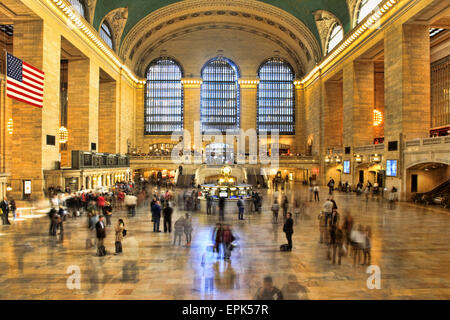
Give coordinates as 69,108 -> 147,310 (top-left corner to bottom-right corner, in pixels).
93,0 -> 352,49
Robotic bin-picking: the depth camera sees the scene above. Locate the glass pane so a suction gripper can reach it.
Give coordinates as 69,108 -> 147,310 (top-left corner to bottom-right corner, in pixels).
68,0 -> 86,19
100,23 -> 114,49
357,0 -> 382,24
257,58 -> 295,135
327,24 -> 344,53
145,58 -> 184,134
200,58 -> 240,133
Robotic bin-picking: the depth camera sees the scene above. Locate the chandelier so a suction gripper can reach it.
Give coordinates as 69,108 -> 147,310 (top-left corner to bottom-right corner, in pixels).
59,126 -> 68,143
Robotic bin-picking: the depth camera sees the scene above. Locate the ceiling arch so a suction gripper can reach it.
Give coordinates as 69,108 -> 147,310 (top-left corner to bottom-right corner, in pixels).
93,0 -> 351,47
117,0 -> 329,76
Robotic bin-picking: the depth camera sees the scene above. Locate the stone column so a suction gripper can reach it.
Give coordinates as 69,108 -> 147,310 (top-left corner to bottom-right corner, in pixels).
99,80 -> 117,153
294,83 -> 306,155
384,23 -> 431,196
323,80 -> 343,151
182,79 -> 202,150
343,60 -> 375,147
62,59 -> 99,166
10,20 -> 61,200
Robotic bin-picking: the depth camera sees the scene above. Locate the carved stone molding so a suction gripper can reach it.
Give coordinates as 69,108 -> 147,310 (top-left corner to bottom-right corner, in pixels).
120,0 -> 322,70
85,0 -> 97,25
346,0 -> 359,28
103,7 -> 128,53
313,10 -> 342,55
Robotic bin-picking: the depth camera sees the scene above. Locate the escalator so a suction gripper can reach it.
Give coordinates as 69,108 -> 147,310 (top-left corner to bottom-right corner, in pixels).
413,179 -> 450,208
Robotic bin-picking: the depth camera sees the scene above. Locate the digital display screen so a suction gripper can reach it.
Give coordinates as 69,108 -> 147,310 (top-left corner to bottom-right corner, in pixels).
343,161 -> 350,174
219,192 -> 228,198
386,160 -> 398,177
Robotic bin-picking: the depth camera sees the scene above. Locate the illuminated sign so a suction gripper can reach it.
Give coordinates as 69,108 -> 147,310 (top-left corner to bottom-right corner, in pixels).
343,161 -> 350,174
386,160 -> 398,177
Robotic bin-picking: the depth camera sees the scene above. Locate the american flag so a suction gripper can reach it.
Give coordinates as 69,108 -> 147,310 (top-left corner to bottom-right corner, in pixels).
6,52 -> 44,108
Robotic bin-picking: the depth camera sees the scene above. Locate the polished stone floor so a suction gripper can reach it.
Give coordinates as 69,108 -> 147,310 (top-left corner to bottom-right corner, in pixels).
0,184 -> 449,300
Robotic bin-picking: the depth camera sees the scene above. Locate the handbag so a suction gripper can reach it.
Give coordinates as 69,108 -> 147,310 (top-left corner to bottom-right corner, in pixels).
122,229 -> 127,237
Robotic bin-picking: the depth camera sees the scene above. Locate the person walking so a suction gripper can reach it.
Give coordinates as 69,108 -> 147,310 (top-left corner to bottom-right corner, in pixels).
327,178 -> 335,195
283,212 -> 294,251
271,199 -> 280,224
173,216 -> 185,246
221,224 -> 235,260
0,197 -> 10,225
125,193 -> 137,217
334,225 -> 344,265
163,202 -> 173,233
281,196 -> 289,220
323,198 -> 333,226
318,211 -> 326,244
114,219 -> 125,255
9,199 -> 16,221
254,276 -> 284,300
48,208 -> 57,235
218,196 -> 225,221
184,213 -> 193,245
237,196 -> 245,220
313,185 -> 320,202
104,201 -> 113,226
151,200 -> 162,232
362,225 -> 372,265
206,195 -> 212,215
95,216 -> 107,256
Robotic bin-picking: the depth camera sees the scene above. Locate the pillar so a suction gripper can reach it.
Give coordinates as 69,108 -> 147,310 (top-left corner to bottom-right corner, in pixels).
343,60 -> 375,148
99,80 -> 117,153
182,79 -> 201,150
62,59 -> 99,167
10,20 -> 61,200
239,79 -> 258,153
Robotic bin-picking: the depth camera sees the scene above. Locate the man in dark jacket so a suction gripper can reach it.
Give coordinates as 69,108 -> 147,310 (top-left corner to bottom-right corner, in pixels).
0,197 -> 10,225
283,212 -> 294,251
163,203 -> 173,233
151,201 -> 162,232
254,276 -> 284,300
95,215 -> 106,248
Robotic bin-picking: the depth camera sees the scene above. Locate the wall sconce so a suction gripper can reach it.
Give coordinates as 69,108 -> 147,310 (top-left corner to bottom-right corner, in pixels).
59,126 -> 68,144
372,154 -> 381,163
335,156 -> 342,163
6,186 -> 12,192
7,118 -> 13,135
355,155 -> 362,163
325,156 -> 331,163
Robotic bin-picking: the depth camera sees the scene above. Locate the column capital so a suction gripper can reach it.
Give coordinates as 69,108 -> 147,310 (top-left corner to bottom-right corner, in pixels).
293,79 -> 303,90
181,78 -> 202,89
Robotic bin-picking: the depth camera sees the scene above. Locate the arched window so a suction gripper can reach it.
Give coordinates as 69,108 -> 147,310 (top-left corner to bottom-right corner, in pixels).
68,0 -> 87,19
327,23 -> 344,53
356,0 -> 382,24
257,58 -> 295,135
145,58 -> 184,135
201,57 -> 240,133
100,21 -> 114,49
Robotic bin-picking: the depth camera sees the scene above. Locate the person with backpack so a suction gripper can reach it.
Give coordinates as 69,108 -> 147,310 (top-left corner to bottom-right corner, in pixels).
114,219 -> 125,255
221,224 -> 235,260
237,196 -> 245,220
271,199 -> 280,224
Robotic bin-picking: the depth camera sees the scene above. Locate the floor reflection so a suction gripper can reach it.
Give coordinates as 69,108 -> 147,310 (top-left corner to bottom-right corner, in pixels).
0,184 -> 449,299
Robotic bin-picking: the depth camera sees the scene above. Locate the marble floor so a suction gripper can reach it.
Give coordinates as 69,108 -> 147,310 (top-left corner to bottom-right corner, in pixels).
0,185 -> 449,300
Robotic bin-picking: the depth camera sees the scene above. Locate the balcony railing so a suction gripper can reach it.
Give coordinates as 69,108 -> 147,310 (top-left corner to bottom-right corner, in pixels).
354,144 -> 385,153
405,137 -> 450,148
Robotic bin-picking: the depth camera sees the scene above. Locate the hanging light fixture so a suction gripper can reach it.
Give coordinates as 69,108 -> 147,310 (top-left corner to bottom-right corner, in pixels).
7,118 -> 13,135
373,109 -> 383,126
59,126 -> 68,143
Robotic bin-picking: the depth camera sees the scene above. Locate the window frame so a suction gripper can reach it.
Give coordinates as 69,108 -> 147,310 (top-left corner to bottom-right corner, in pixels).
326,22 -> 344,54
355,0 -> 383,25
100,20 -> 114,50
200,56 -> 241,134
144,57 -> 185,135
68,0 -> 88,21
257,58 -> 296,135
